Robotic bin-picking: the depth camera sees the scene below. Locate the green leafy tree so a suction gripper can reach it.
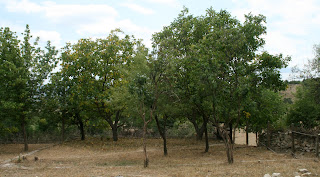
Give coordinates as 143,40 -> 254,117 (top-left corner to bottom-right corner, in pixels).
152,8 -> 210,145
196,9 -> 289,163
42,71 -> 73,142
59,40 -> 96,140
92,30 -> 136,141
0,25 -> 58,150
0,27 -> 23,142
240,52 -> 289,144
288,44 -> 320,128
59,30 -> 137,141
244,88 -> 287,133
126,43 -> 164,167
154,7 -> 289,163
288,79 -> 320,128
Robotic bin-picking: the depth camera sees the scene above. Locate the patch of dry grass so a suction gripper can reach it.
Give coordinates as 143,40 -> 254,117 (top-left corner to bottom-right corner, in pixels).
0,144 -> 50,162
1,137 -> 319,176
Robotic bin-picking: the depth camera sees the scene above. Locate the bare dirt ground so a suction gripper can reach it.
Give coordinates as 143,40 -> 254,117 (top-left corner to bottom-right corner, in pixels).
0,137 -> 319,177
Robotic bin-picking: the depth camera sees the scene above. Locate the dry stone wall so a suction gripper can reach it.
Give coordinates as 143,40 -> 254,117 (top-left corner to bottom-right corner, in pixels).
258,130 -> 318,153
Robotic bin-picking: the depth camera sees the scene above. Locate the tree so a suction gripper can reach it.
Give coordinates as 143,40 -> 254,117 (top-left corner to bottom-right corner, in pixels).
0,27 -> 24,143
152,26 -> 183,155
153,7 -> 289,163
243,52 -> 290,137
43,71 -> 72,142
92,30 -> 136,141
200,10 -> 289,163
0,25 -> 58,150
287,79 -> 320,128
244,88 -> 287,134
59,30 -> 138,141
288,44 -> 320,128
152,8 -> 210,144
153,90 -> 179,156
126,42 -> 167,167
59,39 -> 99,140
127,47 -> 151,167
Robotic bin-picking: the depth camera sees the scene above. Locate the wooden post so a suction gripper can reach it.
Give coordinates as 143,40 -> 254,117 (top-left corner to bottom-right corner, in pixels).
246,119 -> 249,146
267,121 -> 270,148
291,124 -> 295,154
316,134 -> 319,158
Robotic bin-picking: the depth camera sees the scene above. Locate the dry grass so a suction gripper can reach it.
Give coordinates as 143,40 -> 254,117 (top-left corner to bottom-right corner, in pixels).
0,144 -> 50,162
1,137 -> 319,177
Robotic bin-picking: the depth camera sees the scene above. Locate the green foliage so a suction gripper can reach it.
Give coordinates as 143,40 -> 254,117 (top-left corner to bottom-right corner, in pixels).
288,44 -> 320,129
0,27 -> 24,124
283,98 -> 293,104
125,45 -> 153,118
244,89 -> 287,132
287,79 -> 320,128
167,121 -> 196,138
49,29 -> 140,141
153,7 -> 289,137
288,80 -> 301,84
0,8 -> 297,147
0,25 -> 58,143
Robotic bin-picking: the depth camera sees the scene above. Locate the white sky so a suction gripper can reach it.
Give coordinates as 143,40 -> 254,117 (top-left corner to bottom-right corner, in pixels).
1,0 -> 320,80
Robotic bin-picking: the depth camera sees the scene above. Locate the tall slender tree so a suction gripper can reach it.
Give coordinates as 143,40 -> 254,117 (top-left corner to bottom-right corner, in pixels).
0,25 -> 58,150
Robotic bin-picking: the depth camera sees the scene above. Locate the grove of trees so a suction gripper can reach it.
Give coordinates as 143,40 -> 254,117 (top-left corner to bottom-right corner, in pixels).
3,7 -> 319,166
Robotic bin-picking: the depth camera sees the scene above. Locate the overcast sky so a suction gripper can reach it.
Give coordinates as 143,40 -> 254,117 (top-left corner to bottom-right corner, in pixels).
1,0 -> 320,80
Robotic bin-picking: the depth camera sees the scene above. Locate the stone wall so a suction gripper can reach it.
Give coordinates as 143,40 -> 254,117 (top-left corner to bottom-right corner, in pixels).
258,130 -> 318,153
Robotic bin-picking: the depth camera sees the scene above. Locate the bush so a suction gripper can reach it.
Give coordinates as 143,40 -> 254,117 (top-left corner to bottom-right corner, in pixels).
167,121 -> 195,138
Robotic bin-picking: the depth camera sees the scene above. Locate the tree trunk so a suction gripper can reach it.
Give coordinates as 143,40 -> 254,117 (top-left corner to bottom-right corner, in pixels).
192,120 -> 205,140
196,130 -> 204,140
224,130 -> 234,163
111,126 -> 118,141
79,119 -> 85,140
215,124 -> 223,140
155,115 -> 168,156
103,110 -> 120,142
190,119 -> 200,140
163,136 -> 168,156
229,123 -> 233,142
143,122 -> 149,168
212,104 -> 233,163
246,119 -> 249,146
225,139 -> 234,163
139,100 -> 155,168
75,111 -> 85,141
111,111 -> 120,142
202,115 -> 209,152
188,115 -> 205,140
217,125 -> 234,164
204,123 -> 209,152
61,111 -> 66,142
21,116 -> 28,152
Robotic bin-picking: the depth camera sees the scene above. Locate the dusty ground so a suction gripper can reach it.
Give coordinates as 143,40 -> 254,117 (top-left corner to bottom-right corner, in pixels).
0,144 -> 51,162
0,137 -> 319,177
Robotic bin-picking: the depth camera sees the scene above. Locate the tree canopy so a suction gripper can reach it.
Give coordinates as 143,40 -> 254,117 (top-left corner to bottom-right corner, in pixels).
0,7 -> 299,165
